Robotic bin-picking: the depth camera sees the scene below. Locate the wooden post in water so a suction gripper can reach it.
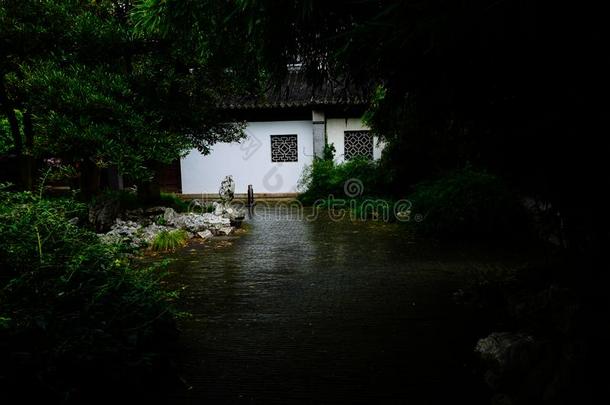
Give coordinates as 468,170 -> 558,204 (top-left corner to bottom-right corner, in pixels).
247,184 -> 254,207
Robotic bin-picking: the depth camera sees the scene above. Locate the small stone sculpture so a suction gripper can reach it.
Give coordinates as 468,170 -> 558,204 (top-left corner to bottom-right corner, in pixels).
219,175 -> 235,203
217,175 -> 245,227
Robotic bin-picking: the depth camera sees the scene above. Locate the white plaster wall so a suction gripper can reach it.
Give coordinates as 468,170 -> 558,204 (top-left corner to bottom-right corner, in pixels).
326,118 -> 384,163
181,121 -> 314,194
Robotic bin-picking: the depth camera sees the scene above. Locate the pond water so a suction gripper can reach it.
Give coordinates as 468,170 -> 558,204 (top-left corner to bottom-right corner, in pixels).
165,207 -> 523,404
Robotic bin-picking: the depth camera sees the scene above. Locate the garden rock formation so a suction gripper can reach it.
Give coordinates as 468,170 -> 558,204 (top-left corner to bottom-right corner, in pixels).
99,206 -> 237,248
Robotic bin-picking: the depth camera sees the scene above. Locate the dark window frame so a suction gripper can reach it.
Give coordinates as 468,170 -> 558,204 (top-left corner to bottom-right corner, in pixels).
344,130 -> 373,160
270,134 -> 299,162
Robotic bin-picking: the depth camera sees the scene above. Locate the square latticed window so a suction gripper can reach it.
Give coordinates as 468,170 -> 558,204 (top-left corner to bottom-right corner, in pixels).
270,134 -> 298,162
344,131 -> 373,160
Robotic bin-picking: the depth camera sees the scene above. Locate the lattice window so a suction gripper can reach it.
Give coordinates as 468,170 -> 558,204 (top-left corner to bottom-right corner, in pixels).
344,131 -> 373,160
270,134 -> 298,162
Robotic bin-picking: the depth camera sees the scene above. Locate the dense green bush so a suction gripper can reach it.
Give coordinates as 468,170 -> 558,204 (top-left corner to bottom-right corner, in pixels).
0,186 -> 177,402
298,153 -> 409,221
91,189 -> 190,212
298,157 -> 385,205
299,160 -> 525,233
159,192 -> 190,212
408,168 -> 526,238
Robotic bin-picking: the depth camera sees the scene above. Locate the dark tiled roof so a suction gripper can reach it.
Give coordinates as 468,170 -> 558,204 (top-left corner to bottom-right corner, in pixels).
219,70 -> 370,110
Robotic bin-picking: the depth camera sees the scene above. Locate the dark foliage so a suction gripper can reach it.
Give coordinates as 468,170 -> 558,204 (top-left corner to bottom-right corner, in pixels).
298,157 -> 386,205
458,258 -> 597,405
158,192 -> 190,213
92,189 -> 190,213
0,186 -> 177,403
235,0 -> 609,258
409,168 -> 527,239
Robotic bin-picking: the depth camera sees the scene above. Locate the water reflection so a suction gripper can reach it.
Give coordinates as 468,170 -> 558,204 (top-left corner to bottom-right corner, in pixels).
166,206 -> 509,404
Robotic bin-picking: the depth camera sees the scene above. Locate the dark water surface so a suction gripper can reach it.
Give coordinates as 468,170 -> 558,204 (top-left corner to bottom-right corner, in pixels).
165,208 -> 521,404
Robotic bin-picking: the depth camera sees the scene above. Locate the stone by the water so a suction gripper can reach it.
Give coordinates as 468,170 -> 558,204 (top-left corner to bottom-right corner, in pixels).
168,212 -> 230,232
163,207 -> 179,223
215,226 -> 235,236
197,230 -> 213,240
98,205 -> 237,248
97,179 -> 248,249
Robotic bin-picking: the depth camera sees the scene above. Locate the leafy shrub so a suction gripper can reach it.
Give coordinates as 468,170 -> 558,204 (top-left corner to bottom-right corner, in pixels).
155,215 -> 168,225
322,142 -> 336,161
298,157 -> 384,205
150,229 -> 189,251
0,186 -> 176,402
91,189 -> 190,213
159,192 -> 190,212
90,188 -> 139,210
408,167 -> 526,238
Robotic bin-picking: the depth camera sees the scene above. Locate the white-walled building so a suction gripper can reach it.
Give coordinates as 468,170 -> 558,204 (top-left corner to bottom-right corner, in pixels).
177,72 -> 383,197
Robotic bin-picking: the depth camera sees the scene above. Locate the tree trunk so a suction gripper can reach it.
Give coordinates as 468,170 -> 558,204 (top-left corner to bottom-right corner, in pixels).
137,161 -> 162,204
80,158 -> 101,199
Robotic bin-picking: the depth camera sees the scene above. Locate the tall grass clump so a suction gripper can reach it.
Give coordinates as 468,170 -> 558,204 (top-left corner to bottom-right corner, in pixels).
0,184 -> 177,403
150,229 -> 189,251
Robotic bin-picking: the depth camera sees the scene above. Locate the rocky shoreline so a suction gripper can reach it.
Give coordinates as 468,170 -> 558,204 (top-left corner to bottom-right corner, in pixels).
98,203 -> 244,249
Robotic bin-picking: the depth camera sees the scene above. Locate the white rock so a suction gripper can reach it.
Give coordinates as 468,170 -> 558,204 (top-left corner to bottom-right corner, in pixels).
163,207 -> 178,223
167,212 -> 229,232
196,230 -> 213,240
213,202 -> 223,216
475,332 -> 535,368
216,226 -> 234,236
99,208 -> 233,248
140,223 -> 171,243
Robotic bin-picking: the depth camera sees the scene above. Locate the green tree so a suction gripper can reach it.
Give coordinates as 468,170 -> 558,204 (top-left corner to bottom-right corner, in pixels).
0,0 -> 252,198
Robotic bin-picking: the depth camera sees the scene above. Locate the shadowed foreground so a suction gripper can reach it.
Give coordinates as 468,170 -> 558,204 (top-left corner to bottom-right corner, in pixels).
165,208 -> 527,404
